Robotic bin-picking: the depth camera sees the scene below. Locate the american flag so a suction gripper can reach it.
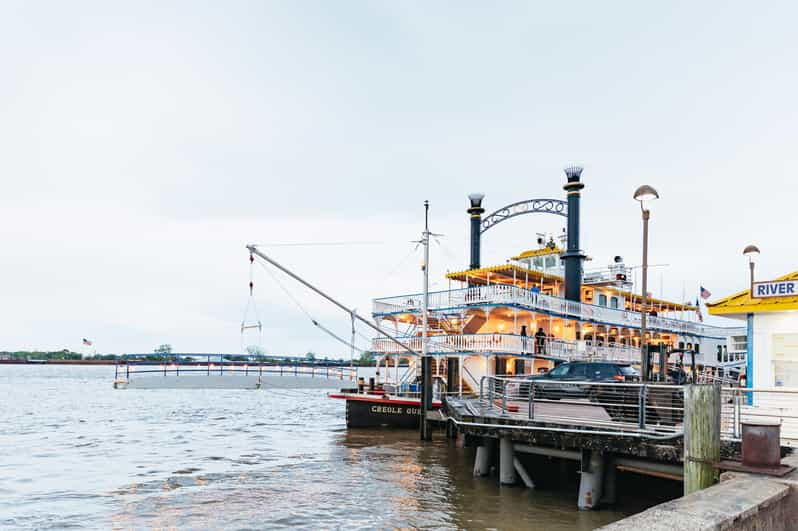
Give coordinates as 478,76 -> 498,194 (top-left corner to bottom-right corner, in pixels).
700,286 -> 711,300
82,338 -> 93,346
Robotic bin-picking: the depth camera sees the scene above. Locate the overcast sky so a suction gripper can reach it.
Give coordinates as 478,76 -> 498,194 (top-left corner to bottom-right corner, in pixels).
2,1 -> 796,356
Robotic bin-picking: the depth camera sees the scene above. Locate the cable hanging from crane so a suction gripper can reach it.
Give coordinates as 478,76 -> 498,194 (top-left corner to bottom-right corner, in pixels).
254,260 -> 370,355
248,245 -> 421,358
256,259 -> 463,357
240,251 -> 263,353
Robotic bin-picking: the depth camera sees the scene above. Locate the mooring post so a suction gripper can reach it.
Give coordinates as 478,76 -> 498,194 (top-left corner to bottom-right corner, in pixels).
474,438 -> 495,477
499,436 -> 516,485
683,383 -> 721,495
577,450 -> 605,510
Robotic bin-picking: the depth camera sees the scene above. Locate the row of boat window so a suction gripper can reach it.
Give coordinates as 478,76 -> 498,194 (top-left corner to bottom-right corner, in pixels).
717,345 -> 745,363
532,256 -> 559,270
596,294 -> 620,309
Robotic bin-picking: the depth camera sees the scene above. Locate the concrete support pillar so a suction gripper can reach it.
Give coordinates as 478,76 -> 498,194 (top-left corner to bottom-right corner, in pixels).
499,436 -> 516,485
578,450 -> 605,510
474,439 -> 495,477
513,457 -> 535,488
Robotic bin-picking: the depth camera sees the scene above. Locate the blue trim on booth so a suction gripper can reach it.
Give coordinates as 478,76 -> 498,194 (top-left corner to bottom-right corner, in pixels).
746,312 -> 754,405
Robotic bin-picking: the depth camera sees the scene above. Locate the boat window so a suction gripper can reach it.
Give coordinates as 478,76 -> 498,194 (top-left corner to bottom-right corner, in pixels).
545,255 -> 557,269
533,257 -> 543,269
598,294 -> 607,306
717,345 -> 723,362
610,296 -> 619,309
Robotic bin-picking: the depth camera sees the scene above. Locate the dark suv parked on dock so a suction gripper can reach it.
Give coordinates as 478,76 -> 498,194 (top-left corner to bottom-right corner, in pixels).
504,362 -> 684,426
505,361 -> 639,398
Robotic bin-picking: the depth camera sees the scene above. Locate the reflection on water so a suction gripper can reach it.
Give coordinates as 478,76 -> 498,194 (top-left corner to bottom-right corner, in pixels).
1,366 -> 671,529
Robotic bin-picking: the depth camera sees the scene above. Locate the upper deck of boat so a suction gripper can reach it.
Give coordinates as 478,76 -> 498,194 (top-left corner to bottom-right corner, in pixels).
373,284 -> 745,340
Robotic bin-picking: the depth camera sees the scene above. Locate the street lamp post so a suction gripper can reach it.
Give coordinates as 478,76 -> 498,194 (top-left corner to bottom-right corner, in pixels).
742,244 -> 759,394
634,185 -> 660,382
743,244 -> 760,293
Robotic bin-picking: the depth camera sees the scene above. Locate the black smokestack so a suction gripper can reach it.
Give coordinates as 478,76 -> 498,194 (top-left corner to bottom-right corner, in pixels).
562,167 -> 585,303
467,193 -> 485,270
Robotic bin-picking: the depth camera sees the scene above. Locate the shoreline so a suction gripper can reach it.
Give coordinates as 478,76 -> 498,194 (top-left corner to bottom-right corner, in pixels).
0,359 -> 372,367
0,359 -> 116,365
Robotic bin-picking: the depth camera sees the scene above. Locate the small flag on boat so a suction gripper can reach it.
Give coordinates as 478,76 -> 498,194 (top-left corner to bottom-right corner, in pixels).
82,338 -> 93,346
700,286 -> 711,300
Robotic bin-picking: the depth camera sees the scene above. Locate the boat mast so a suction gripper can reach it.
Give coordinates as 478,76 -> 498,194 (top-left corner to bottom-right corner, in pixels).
422,200 -> 430,360
420,200 -> 433,441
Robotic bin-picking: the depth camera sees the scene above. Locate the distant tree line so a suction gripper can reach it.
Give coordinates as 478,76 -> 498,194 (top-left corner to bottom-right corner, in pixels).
1,349 -> 86,360
0,346 -> 382,366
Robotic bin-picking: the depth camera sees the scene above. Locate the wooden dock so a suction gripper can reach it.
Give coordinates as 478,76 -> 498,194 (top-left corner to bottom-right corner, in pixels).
439,390 -> 744,510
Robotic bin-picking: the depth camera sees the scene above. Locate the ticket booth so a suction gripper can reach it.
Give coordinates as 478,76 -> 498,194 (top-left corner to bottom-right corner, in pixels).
707,272 -> 798,389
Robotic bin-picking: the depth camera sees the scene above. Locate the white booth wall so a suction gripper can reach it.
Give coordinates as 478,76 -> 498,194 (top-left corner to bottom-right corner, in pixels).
752,312 -> 798,388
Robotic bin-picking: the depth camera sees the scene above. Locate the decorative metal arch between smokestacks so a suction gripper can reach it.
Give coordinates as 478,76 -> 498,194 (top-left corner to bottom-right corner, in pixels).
480,198 -> 568,234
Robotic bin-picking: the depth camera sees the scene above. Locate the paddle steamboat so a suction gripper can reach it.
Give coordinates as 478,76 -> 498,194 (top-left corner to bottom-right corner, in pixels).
329,167 -> 747,428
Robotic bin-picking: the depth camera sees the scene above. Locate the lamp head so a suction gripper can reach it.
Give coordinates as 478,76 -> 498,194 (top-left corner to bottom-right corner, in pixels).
633,185 -> 660,202
467,193 -> 485,215
743,244 -> 760,262
468,193 -> 485,208
564,166 -> 583,183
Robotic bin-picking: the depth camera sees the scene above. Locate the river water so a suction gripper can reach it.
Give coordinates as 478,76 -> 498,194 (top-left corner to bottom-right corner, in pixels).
1,366 -> 675,530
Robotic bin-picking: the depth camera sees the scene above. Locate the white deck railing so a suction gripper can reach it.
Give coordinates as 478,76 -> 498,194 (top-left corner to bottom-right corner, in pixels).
371,333 -> 641,363
373,285 -> 745,339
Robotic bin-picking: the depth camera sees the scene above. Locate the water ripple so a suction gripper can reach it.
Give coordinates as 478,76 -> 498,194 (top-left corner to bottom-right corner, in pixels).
1,365 -> 640,530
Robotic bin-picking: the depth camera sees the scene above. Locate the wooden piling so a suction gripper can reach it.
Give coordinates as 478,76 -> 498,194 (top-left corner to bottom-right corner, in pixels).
683,384 -> 721,495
